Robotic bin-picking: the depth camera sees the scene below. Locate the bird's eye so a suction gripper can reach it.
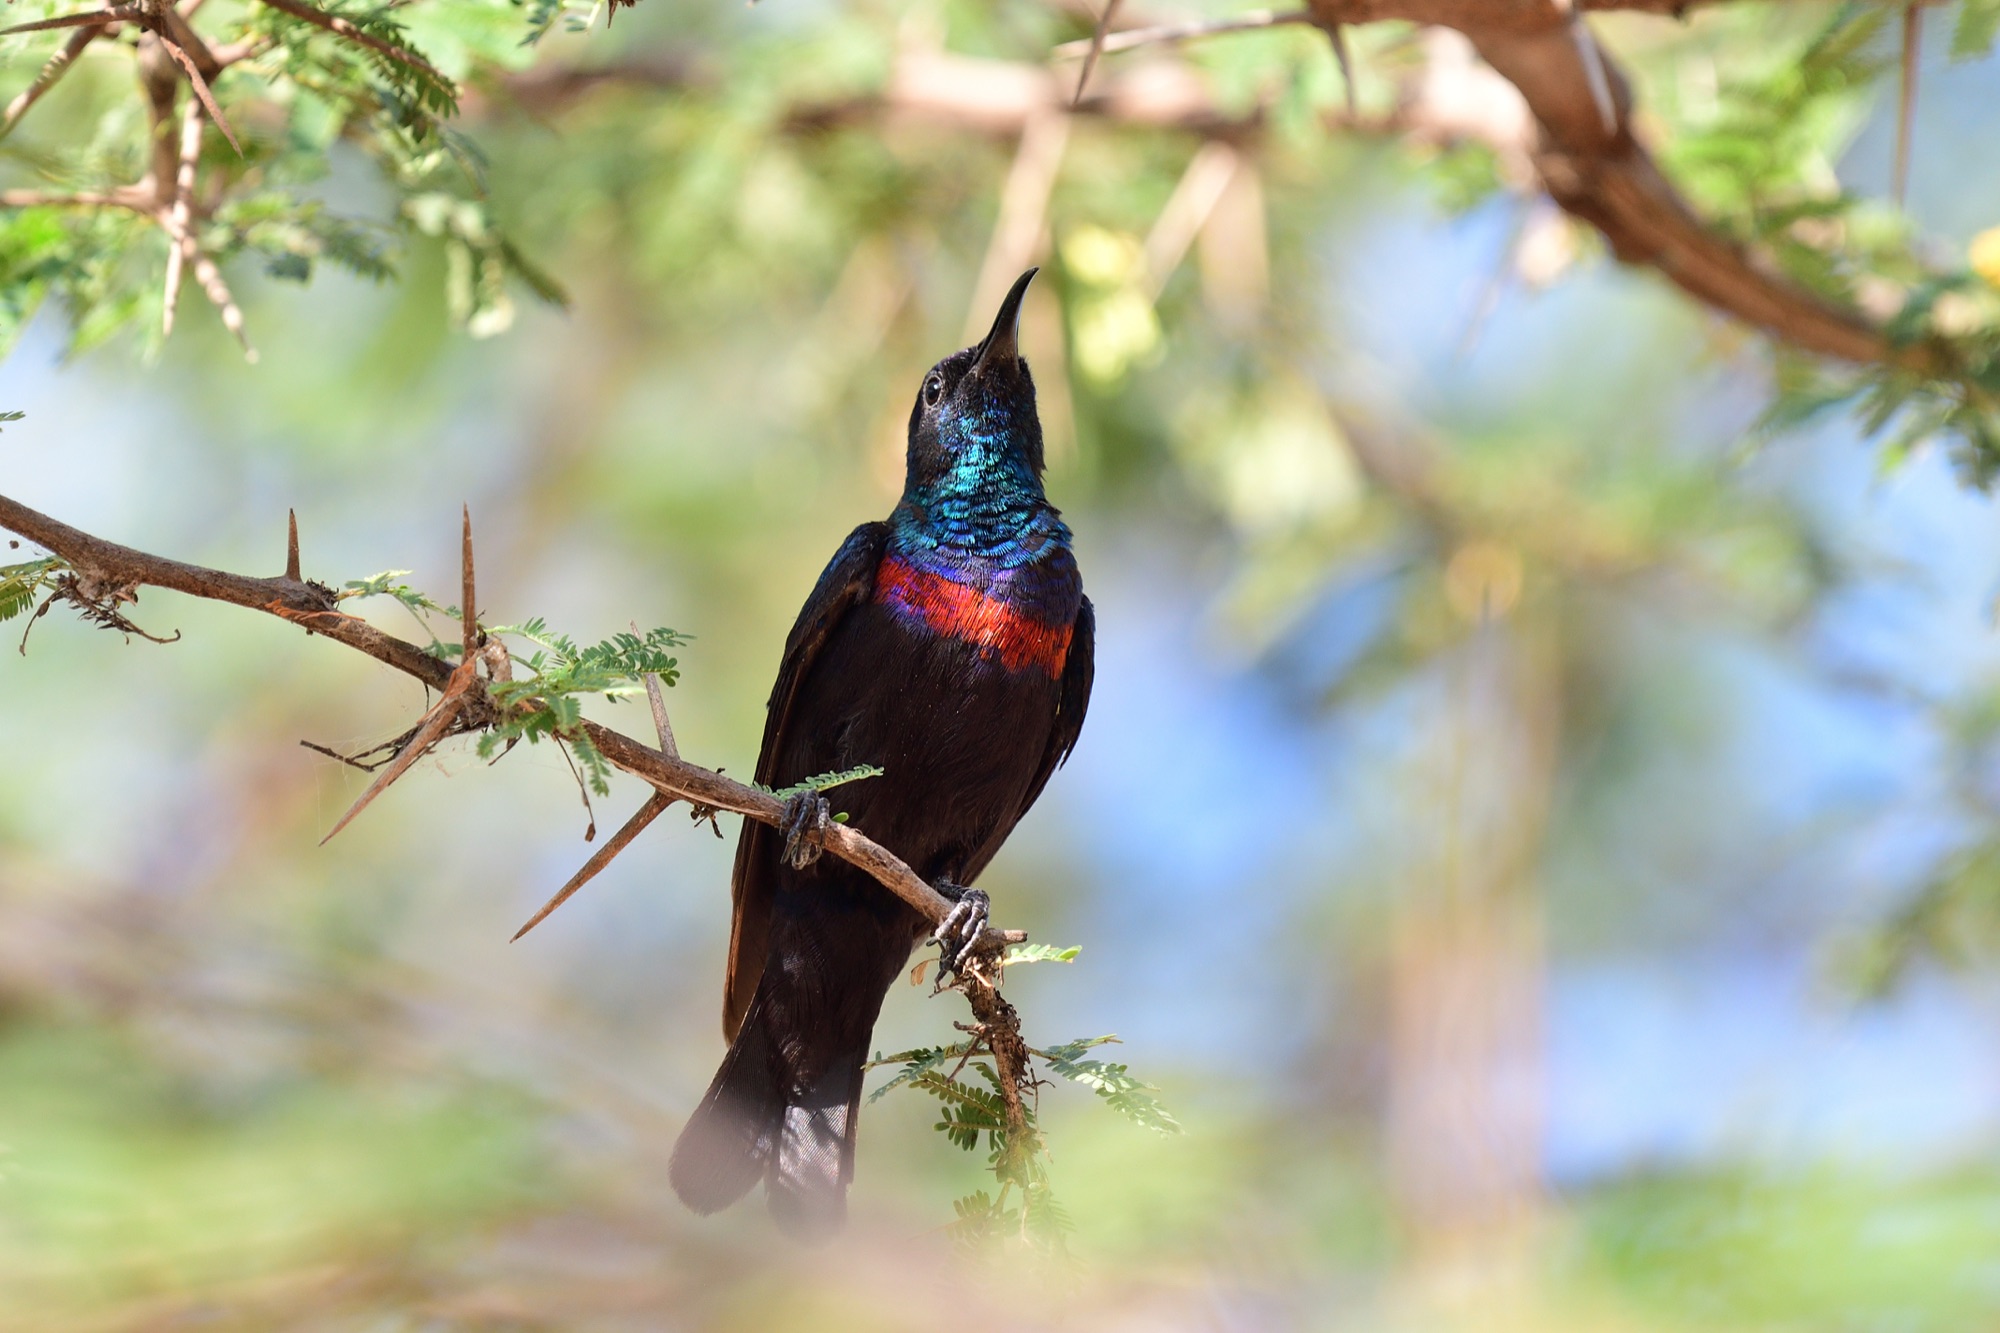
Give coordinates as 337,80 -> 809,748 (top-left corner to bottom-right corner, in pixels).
922,373 -> 944,408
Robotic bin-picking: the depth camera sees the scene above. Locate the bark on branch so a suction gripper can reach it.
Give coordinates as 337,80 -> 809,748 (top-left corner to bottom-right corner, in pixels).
0,487 -> 1043,1148
0,491 -> 986,935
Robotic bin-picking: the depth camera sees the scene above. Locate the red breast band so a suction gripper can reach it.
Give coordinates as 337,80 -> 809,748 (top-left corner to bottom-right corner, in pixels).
875,556 -> 1073,678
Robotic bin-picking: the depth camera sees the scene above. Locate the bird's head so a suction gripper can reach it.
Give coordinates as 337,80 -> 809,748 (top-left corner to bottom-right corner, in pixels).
905,269 -> 1046,496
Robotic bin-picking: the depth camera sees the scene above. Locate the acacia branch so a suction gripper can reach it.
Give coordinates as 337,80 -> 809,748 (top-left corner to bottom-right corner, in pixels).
1298,0 -> 1910,370
0,490 -> 988,935
763,24 -> 1942,375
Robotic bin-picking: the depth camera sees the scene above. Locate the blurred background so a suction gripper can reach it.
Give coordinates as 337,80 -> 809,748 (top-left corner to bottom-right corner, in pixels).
6,0 -> 2000,1327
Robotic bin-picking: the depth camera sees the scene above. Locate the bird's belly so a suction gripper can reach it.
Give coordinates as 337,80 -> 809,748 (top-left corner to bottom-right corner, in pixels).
773,601 -> 1065,879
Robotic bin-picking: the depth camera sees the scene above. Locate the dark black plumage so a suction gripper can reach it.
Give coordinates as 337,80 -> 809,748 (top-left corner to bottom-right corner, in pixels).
668,271 -> 1093,1238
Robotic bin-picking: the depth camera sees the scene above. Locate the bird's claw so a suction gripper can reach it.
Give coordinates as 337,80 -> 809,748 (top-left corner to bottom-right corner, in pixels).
780,791 -> 832,869
931,883 -> 991,976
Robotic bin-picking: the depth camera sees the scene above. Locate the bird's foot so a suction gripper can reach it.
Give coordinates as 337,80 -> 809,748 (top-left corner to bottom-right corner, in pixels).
780,791 -> 831,869
931,881 -> 991,976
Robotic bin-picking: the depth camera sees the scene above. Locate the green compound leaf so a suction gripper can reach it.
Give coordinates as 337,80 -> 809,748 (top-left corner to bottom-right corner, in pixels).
0,556 -> 63,624
756,764 -> 884,801
1036,1036 -> 1181,1135
1003,943 -> 1081,966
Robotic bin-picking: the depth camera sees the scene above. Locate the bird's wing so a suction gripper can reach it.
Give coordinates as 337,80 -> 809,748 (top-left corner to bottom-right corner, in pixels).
963,594 -> 1095,884
723,522 -> 889,1041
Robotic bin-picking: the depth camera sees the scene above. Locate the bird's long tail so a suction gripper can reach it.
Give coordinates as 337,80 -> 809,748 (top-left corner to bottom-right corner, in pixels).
669,899 -> 911,1240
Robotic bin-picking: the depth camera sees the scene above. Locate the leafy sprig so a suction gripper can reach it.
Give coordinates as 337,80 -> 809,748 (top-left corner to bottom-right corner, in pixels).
753,764 -> 884,819
477,618 -> 689,794
867,1014 -> 1177,1249
338,576 -> 686,794
0,555 -> 64,624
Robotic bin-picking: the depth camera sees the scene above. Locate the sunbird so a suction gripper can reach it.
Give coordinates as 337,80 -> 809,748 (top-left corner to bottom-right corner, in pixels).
668,269 -> 1094,1239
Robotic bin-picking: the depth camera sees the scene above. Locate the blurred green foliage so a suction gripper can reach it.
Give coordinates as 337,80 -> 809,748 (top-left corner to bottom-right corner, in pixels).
7,0 -> 2000,1326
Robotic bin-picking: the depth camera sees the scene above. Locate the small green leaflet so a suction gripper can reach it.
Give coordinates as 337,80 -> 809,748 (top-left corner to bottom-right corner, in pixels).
339,570 -> 453,616
0,557 -> 62,624
864,1042 -> 972,1104
1034,1035 -> 1182,1134
755,764 -> 884,801
1003,942 -> 1081,966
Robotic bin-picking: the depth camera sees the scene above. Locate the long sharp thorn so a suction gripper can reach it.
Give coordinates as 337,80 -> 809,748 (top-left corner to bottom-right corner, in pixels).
0,9 -> 133,36
184,240 -> 256,360
161,94 -> 200,337
1073,0 -> 1121,107
646,671 -> 677,757
320,659 -> 473,844
285,509 -> 300,581
460,504 -> 477,659
1329,22 -> 1357,121
511,792 -> 673,941
634,618 -> 678,758
159,37 -> 240,154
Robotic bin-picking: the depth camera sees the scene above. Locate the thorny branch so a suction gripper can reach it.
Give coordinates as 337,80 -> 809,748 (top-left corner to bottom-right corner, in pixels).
5,0 -> 1968,393
0,491 -> 1038,1140
0,0 -> 427,354
775,1 -> 1939,377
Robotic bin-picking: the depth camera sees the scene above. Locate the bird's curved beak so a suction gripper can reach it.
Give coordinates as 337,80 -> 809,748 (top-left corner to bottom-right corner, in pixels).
971,267 -> 1037,374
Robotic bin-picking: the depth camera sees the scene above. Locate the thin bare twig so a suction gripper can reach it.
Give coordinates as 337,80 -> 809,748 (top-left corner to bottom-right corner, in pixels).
1071,0 -> 1121,106
554,736 -> 599,840
0,8 -> 139,37
0,21 -> 107,142
161,92 -> 201,336
1053,9 -> 1312,59
300,738 -> 379,772
284,509 -> 300,582
0,188 -> 148,211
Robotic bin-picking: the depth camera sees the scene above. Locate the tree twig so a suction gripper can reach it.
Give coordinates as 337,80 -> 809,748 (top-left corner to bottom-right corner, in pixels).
0,21 -> 107,142
154,31 -> 240,153
1051,9 -> 1313,59
0,8 -> 139,37
1071,0 -> 1121,106
0,188 -> 150,211
0,491 -> 984,934
161,92 -> 202,337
